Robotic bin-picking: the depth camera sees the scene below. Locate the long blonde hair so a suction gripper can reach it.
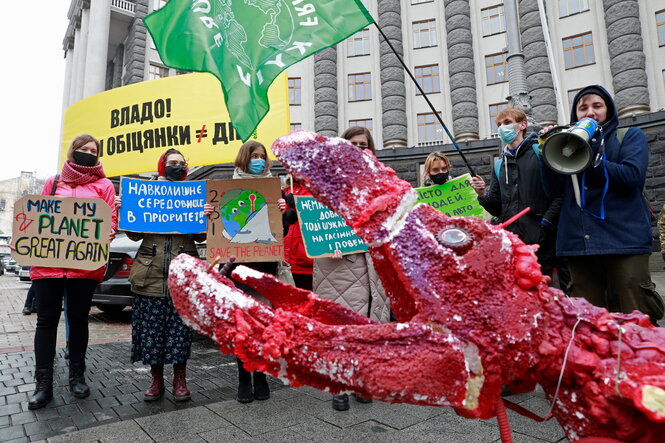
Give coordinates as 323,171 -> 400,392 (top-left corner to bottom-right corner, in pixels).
422,151 -> 451,180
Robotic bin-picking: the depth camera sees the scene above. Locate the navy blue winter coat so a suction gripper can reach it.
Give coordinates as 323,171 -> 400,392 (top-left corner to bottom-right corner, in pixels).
540,85 -> 652,256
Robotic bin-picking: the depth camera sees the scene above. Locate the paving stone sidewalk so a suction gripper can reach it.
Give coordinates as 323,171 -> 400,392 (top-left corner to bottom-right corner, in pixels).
0,336 -> 287,442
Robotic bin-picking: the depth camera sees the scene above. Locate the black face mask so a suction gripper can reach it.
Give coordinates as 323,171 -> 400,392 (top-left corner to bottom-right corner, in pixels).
430,172 -> 449,185
73,151 -> 97,167
165,165 -> 186,181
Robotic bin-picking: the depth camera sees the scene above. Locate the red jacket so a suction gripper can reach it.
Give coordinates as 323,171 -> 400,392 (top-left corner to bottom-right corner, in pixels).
283,184 -> 313,275
30,176 -> 118,282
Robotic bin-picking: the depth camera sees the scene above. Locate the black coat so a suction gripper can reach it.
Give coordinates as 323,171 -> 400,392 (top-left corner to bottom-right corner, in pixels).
479,132 -> 562,248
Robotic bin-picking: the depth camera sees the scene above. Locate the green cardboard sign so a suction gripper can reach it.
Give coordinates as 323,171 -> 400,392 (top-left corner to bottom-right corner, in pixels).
294,196 -> 368,258
415,173 -> 488,218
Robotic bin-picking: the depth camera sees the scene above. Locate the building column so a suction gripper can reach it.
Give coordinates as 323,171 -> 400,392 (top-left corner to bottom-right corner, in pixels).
112,44 -> 124,89
602,0 -> 650,117
444,0 -> 479,141
313,47 -> 338,137
83,0 -> 111,98
62,46 -> 74,109
378,0 -> 407,148
123,0 -> 149,85
70,18 -> 85,104
518,0 -> 558,126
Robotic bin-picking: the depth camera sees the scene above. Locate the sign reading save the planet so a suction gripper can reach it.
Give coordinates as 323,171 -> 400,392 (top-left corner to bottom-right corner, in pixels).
11,196 -> 112,270
119,178 -> 206,234
295,196 -> 367,258
415,173 -> 488,219
206,178 -> 284,263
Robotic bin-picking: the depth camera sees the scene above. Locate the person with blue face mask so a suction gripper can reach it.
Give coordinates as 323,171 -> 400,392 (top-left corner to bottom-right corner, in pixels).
230,140 -> 279,404
470,107 -> 568,292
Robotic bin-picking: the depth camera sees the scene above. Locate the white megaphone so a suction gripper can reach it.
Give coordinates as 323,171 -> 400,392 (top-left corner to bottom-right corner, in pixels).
541,117 -> 598,175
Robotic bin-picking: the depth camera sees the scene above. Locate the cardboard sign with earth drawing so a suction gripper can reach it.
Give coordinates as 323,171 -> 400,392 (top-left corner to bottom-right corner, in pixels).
206,178 -> 284,263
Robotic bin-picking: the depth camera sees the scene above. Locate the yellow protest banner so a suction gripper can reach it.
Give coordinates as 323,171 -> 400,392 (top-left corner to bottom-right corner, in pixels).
60,72 -> 289,177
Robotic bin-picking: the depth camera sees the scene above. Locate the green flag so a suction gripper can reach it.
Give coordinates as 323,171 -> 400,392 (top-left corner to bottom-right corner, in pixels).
144,0 -> 374,141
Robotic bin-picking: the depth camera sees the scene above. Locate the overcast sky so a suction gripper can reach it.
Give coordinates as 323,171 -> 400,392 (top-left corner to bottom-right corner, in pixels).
0,2 -> 69,181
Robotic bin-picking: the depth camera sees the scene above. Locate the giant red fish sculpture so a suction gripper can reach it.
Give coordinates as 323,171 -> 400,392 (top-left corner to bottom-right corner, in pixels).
168,131 -> 665,442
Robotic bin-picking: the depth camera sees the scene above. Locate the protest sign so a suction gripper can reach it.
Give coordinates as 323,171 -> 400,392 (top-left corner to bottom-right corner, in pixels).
415,173 -> 488,219
294,196 -> 367,258
11,196 -> 112,270
206,178 -> 283,263
119,178 -> 206,234
60,72 -> 289,177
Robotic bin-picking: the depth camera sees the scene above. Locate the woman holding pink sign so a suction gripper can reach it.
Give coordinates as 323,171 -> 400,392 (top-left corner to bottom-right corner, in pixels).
28,134 -> 118,410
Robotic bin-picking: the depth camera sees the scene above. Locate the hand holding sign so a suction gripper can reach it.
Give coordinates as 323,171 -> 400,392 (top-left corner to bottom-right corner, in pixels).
11,196 -> 112,271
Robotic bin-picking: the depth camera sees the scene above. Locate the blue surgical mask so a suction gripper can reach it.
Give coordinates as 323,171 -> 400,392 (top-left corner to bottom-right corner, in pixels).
498,124 -> 519,144
249,158 -> 266,175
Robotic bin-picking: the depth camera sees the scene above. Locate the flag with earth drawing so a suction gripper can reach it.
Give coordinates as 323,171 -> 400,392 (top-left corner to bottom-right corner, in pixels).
144,0 -> 374,141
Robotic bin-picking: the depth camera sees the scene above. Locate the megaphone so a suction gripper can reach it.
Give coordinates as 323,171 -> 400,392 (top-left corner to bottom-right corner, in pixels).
541,117 -> 598,175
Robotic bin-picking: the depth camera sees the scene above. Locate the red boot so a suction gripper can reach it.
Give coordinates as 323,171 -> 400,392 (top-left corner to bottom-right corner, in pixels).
173,362 -> 191,402
144,364 -> 164,401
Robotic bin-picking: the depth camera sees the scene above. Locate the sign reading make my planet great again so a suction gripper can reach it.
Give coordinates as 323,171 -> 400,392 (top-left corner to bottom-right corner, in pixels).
119,178 -> 206,234
415,173 -> 488,218
11,196 -> 112,270
295,196 -> 367,258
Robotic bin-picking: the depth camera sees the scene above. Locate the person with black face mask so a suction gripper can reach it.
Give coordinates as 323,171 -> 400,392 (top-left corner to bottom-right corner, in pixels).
24,134 -> 118,410
117,148 -> 211,403
422,151 -> 452,187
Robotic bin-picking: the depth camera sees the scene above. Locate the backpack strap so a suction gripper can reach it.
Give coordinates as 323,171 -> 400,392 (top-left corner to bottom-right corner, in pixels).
50,174 -> 60,196
494,144 -> 540,179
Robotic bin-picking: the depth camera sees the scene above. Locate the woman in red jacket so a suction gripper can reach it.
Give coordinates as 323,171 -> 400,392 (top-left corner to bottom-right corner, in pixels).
280,176 -> 314,290
27,134 -> 118,410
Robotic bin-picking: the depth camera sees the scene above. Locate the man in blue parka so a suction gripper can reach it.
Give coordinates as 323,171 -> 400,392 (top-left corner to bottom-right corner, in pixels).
540,85 -> 663,324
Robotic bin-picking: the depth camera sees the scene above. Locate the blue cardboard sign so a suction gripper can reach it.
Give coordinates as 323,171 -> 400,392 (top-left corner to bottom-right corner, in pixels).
119,178 -> 206,234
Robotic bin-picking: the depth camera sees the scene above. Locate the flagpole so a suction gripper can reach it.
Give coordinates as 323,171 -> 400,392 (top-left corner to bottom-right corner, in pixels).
372,22 -> 476,177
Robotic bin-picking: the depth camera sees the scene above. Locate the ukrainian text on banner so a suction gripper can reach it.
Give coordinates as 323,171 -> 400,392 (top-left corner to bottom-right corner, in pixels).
60,72 -> 289,177
119,178 -> 207,234
415,174 -> 489,219
294,196 -> 367,258
206,178 -> 284,263
11,196 -> 112,270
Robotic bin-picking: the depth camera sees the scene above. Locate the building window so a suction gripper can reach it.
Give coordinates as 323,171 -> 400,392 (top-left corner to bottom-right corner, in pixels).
485,52 -> 508,84
411,0 -> 434,4
481,5 -> 506,37
417,113 -> 444,143
149,64 -> 169,80
153,0 -> 168,11
563,32 -> 595,69
349,119 -> 373,130
657,9 -> 665,46
347,28 -> 370,57
489,102 -> 508,134
348,73 -> 372,102
414,65 -> 440,94
413,19 -> 437,49
288,77 -> 301,106
560,0 -> 589,18
568,88 -> 582,111
0,199 -> 5,211
290,123 -> 302,132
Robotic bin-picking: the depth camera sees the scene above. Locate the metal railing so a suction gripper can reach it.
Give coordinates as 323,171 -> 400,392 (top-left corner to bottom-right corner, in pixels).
111,0 -> 135,13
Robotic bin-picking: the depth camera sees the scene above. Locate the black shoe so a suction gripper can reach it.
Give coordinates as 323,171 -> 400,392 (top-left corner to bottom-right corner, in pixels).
500,385 -> 514,397
236,358 -> 253,403
332,394 -> 349,411
28,368 -> 53,410
22,306 -> 32,315
253,372 -> 270,401
69,362 -> 90,398
354,395 -> 372,403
